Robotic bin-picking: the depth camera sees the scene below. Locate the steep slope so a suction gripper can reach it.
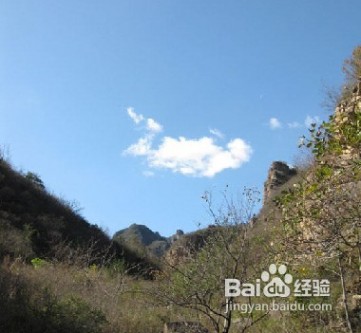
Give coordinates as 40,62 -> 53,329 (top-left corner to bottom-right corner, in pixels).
0,158 -> 154,275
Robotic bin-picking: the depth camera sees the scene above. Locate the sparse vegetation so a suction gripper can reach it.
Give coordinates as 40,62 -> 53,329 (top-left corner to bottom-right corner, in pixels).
152,188 -> 263,333
1,46 -> 361,332
274,47 -> 361,332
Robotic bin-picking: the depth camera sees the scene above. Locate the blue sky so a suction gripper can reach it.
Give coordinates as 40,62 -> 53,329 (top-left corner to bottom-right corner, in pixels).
1,1 -> 360,236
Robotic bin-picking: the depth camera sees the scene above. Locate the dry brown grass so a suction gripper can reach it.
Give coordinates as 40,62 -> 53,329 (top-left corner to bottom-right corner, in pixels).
1,257 -> 166,333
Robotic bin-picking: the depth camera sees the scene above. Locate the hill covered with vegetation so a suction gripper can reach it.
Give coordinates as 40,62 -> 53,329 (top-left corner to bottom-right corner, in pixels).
0,45 -> 360,333
0,156 -> 155,274
113,223 -> 170,258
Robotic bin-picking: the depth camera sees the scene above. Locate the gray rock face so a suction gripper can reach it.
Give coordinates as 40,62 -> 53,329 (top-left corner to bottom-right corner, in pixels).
263,161 -> 297,203
333,79 -> 361,164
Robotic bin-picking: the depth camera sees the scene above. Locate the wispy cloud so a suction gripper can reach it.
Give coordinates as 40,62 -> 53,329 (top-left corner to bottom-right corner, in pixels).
127,107 -> 144,124
146,118 -> 163,133
268,116 -> 321,130
269,117 -> 282,130
209,128 -> 224,139
126,107 -> 163,135
124,108 -> 252,177
125,137 -> 152,156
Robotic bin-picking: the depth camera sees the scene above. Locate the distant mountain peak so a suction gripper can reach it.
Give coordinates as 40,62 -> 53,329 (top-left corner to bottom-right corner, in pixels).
113,224 -> 185,257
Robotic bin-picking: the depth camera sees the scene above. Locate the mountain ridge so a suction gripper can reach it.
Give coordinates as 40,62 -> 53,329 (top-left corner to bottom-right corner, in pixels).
0,158 -> 155,276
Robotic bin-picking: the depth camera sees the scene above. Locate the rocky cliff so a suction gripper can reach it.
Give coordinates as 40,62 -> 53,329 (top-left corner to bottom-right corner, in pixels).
332,79 -> 361,163
263,161 -> 297,203
165,162 -> 298,265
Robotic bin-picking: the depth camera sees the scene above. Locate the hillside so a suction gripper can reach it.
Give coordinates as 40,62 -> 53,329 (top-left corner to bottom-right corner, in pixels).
0,157 -> 154,274
0,45 -> 360,333
164,161 -> 300,267
113,223 -> 184,257
114,223 -> 166,246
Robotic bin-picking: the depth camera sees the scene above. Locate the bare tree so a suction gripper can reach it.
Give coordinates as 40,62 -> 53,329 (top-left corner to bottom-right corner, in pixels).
152,188 -> 267,333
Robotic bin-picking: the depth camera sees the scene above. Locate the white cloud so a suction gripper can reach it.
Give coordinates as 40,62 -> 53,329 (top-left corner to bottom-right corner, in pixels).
124,136 -> 152,156
147,118 -> 163,133
288,121 -> 301,129
127,107 -> 144,124
126,107 -> 163,134
269,117 -> 282,129
126,136 -> 253,177
209,128 -> 224,139
124,109 -> 252,177
304,115 -> 321,128
148,136 -> 252,177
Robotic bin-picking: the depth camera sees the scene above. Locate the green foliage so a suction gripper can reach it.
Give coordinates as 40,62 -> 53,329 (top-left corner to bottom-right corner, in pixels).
106,259 -> 127,277
302,110 -> 361,161
275,46 -> 361,333
31,257 -> 47,269
156,189 -> 263,333
1,47 -> 361,333
49,295 -> 107,333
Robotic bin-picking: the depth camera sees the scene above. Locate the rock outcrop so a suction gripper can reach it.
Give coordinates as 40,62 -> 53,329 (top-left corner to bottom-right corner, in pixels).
263,161 -> 297,203
333,78 -> 361,163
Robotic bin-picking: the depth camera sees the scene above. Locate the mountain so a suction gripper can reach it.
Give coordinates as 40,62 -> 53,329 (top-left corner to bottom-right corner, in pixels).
113,162 -> 299,263
0,158 -> 155,275
114,223 -> 166,246
113,224 -> 185,257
